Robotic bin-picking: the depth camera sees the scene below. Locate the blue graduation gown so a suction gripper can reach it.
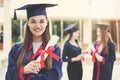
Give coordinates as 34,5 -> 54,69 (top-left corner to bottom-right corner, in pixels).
92,40 -> 116,80
5,42 -> 63,80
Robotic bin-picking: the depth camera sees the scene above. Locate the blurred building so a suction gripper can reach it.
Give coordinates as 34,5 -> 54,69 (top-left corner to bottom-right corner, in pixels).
0,0 -> 120,53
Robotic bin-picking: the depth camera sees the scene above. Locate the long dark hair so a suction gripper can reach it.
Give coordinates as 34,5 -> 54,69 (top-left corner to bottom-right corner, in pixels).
17,17 -> 52,70
67,33 -> 79,45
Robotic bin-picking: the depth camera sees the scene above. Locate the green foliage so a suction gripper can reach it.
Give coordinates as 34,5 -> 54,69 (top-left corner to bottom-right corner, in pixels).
12,18 -> 27,42
12,19 -> 20,42
0,25 -> 3,42
52,20 -> 61,36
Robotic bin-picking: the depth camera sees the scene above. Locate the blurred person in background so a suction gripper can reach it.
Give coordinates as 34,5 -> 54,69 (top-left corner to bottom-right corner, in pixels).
91,24 -> 116,80
62,23 -> 83,80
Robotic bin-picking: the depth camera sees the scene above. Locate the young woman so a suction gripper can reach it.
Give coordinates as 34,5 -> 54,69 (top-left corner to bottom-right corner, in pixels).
91,24 -> 116,80
62,23 -> 83,80
6,3 -> 62,80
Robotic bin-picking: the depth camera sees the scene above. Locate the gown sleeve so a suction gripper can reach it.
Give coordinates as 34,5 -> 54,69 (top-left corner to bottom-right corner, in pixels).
30,45 -> 63,80
5,42 -> 22,80
108,41 -> 116,63
105,41 -> 116,80
62,42 -> 71,62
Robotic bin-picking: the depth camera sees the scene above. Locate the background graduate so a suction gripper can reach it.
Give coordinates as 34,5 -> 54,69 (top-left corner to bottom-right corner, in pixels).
91,24 -> 116,80
5,3 -> 62,80
62,23 -> 83,80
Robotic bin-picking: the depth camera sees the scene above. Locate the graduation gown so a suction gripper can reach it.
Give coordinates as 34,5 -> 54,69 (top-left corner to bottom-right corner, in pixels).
62,41 -> 83,80
5,42 -> 63,80
92,40 -> 116,80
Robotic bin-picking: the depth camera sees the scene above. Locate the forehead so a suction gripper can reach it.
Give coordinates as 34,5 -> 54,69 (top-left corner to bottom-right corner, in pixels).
73,30 -> 79,33
29,15 -> 46,20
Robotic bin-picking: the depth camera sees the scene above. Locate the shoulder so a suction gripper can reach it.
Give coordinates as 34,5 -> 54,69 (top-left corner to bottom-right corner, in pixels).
8,42 -> 23,58
108,40 -> 115,47
54,44 -> 60,48
54,44 -> 61,51
54,44 -> 61,55
12,42 -> 23,49
108,40 -> 114,46
64,41 -> 70,46
10,42 -> 23,54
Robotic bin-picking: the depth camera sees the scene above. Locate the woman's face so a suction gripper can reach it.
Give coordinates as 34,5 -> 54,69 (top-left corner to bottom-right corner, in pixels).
27,15 -> 48,37
72,30 -> 79,40
97,27 -> 101,38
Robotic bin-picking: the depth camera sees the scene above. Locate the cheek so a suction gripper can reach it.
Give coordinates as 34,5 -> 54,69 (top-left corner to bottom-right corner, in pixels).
27,23 -> 33,30
97,32 -> 101,36
44,22 -> 48,27
73,33 -> 79,38
75,32 -> 79,36
42,20 -> 48,27
40,22 -> 48,30
28,26 -> 34,32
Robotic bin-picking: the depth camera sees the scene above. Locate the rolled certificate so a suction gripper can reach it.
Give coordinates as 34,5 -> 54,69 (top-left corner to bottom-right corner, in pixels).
84,44 -> 95,53
36,35 -> 59,61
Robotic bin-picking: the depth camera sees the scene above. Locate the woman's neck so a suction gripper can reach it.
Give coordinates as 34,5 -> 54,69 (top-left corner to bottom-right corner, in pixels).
97,37 -> 101,41
33,36 -> 42,42
69,38 -> 75,43
69,38 -> 78,47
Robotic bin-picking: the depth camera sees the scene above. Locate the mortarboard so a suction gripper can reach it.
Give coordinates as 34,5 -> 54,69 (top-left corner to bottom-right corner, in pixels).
96,23 -> 110,32
64,23 -> 79,33
14,3 -> 57,20
96,24 -> 109,27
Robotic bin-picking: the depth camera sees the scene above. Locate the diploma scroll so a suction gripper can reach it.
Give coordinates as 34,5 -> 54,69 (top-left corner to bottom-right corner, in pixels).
36,35 -> 59,61
85,44 -> 95,53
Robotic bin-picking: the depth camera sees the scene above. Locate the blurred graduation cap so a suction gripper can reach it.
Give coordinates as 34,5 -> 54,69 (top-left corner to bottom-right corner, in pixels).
96,23 -> 110,32
64,23 -> 79,33
14,3 -> 57,20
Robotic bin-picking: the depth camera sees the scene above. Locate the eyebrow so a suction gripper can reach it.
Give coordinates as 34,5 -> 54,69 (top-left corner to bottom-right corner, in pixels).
30,19 -> 35,21
30,18 -> 45,21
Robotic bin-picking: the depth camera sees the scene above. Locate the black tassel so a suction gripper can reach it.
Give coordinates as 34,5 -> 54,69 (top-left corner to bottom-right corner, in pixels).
13,10 -> 17,20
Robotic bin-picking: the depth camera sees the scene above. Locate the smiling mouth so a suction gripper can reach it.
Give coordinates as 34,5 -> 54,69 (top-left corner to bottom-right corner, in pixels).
34,29 -> 41,32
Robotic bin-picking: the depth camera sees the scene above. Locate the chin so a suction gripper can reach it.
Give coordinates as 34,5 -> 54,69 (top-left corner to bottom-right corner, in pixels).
33,34 -> 42,37
75,38 -> 78,40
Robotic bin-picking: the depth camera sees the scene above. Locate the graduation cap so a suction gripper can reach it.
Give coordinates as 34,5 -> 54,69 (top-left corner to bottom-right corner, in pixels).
96,23 -> 110,32
14,3 -> 57,20
64,23 -> 79,33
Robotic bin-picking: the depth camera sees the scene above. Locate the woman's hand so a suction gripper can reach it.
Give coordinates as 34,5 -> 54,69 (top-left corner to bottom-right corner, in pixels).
95,53 -> 103,62
24,60 -> 41,74
72,54 -> 84,62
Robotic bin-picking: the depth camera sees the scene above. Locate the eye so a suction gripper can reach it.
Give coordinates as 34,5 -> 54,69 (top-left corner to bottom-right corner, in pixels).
31,20 -> 36,23
29,19 -> 36,24
40,20 -> 44,23
40,19 -> 45,24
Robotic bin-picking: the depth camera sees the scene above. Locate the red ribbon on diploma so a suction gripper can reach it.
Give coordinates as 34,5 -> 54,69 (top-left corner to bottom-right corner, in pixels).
45,46 -> 60,60
31,46 -> 60,68
91,42 -> 104,63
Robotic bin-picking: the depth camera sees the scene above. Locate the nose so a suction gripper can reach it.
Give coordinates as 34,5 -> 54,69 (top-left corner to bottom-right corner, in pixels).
35,23 -> 41,28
